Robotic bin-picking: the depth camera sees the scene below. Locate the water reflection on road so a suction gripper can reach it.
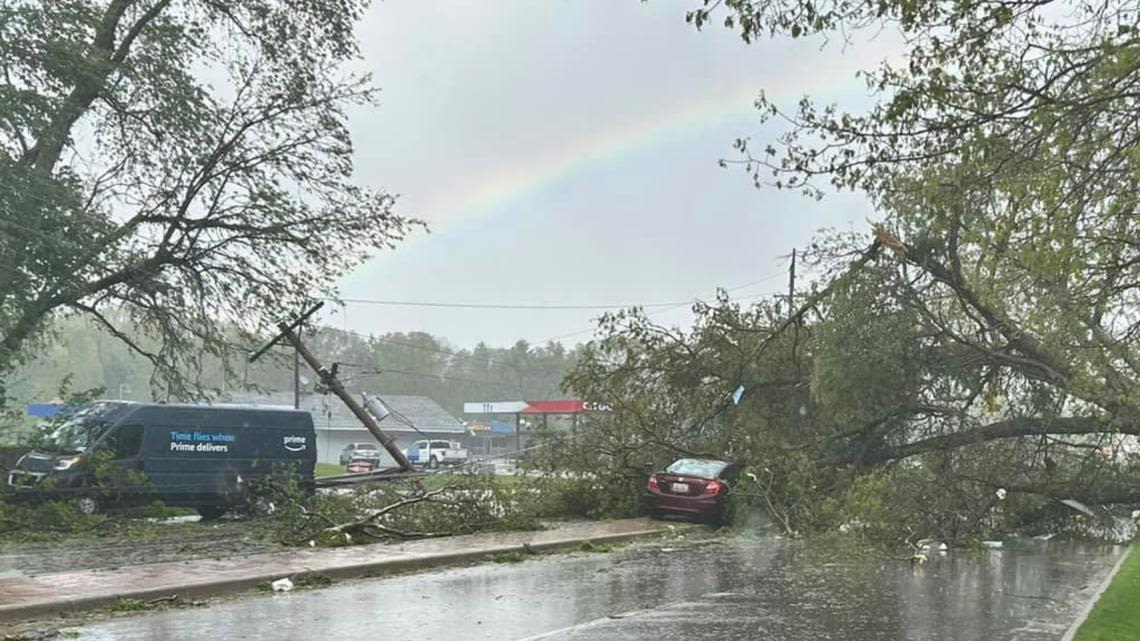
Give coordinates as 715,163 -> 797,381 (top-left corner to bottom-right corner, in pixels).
70,537 -> 1123,641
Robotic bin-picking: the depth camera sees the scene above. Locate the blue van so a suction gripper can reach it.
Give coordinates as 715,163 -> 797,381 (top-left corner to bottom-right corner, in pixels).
7,401 -> 316,518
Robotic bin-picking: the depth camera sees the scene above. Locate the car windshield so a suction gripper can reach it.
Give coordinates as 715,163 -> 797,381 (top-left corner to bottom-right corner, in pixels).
35,402 -> 122,454
355,443 -> 378,449
666,458 -> 728,479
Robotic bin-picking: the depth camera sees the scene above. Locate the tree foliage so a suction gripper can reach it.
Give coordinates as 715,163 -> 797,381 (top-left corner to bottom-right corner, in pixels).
0,0 -> 418,405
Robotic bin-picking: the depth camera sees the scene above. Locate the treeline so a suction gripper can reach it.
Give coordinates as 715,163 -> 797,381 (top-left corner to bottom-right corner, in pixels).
7,314 -> 582,417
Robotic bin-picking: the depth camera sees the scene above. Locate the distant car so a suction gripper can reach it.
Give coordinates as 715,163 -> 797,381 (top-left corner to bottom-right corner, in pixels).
643,458 -> 741,525
404,440 -> 468,469
339,442 -> 381,466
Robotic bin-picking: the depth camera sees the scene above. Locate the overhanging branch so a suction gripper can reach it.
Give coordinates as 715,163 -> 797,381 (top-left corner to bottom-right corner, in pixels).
824,415 -> 1133,466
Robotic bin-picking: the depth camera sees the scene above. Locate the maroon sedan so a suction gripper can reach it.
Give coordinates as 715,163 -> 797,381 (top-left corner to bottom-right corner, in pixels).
643,458 -> 740,525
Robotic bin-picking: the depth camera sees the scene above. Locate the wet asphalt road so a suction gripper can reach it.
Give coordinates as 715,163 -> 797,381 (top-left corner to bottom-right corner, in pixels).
67,536 -> 1123,641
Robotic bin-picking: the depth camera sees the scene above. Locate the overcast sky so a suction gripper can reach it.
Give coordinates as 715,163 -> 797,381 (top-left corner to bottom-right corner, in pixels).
326,0 -> 895,347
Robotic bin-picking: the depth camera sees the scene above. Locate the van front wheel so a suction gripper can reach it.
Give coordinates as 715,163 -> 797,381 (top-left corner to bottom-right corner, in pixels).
75,495 -> 100,516
248,496 -> 277,517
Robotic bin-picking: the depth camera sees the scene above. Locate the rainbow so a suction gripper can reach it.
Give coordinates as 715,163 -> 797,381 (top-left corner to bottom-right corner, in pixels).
428,82 -> 763,228
421,54 -> 886,231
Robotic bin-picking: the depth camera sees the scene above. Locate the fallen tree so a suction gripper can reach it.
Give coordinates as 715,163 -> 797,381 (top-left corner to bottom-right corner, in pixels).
541,264 -> 1140,544
254,473 -> 549,547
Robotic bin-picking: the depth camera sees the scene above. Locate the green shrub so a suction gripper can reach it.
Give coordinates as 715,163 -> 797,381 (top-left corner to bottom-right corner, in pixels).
519,476 -> 640,520
0,500 -> 108,541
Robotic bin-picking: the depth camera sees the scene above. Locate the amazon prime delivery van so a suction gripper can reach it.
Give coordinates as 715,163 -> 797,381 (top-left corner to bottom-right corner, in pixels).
7,401 -> 316,518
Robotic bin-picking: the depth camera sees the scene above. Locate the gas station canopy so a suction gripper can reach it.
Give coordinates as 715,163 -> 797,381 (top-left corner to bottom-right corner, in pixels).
463,400 -> 606,415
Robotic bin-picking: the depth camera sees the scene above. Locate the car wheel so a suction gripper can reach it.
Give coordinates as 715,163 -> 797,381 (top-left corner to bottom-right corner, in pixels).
197,505 -> 227,520
75,495 -> 101,516
643,499 -> 663,520
711,499 -> 736,528
429,456 -> 439,470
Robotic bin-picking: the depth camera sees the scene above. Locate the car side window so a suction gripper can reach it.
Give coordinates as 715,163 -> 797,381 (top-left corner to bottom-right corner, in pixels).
107,424 -> 145,458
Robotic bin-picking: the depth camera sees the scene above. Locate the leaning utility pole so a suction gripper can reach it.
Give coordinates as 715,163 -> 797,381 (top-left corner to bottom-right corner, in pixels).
250,302 -> 413,472
788,248 -> 796,311
293,325 -> 302,410
788,248 -> 801,374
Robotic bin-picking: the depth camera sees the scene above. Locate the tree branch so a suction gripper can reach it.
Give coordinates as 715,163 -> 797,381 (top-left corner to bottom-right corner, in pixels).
824,415 -> 1134,466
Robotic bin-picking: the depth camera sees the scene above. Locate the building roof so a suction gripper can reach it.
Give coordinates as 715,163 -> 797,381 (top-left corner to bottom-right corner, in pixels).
221,392 -> 466,435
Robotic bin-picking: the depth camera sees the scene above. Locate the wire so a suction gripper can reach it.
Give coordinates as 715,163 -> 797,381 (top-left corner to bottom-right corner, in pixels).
429,431 -> 585,474
368,335 -> 531,372
314,282 -> 786,395
330,298 -> 702,310
537,300 -> 695,343
325,274 -> 786,352
310,312 -> 551,380
326,273 -> 786,312
348,366 -> 506,387
325,290 -> 782,385
534,289 -> 784,344
371,393 -> 428,438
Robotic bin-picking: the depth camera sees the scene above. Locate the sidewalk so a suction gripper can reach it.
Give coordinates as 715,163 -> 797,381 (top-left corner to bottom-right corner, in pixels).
0,518 -> 694,622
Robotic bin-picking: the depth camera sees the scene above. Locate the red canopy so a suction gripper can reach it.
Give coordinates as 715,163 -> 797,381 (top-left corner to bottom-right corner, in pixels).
521,399 -> 586,414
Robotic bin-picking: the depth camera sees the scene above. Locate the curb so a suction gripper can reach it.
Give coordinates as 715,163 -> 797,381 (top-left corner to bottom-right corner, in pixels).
1059,545 -> 1133,641
0,522 -> 700,623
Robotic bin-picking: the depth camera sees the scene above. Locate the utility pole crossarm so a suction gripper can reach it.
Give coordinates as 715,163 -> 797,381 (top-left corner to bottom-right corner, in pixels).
248,302 -> 325,364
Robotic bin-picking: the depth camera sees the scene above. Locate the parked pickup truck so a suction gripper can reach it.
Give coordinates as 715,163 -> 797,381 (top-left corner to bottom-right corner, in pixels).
405,440 -> 467,469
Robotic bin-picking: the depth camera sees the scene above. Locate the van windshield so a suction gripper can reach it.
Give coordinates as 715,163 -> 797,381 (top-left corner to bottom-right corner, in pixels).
34,402 -> 124,454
